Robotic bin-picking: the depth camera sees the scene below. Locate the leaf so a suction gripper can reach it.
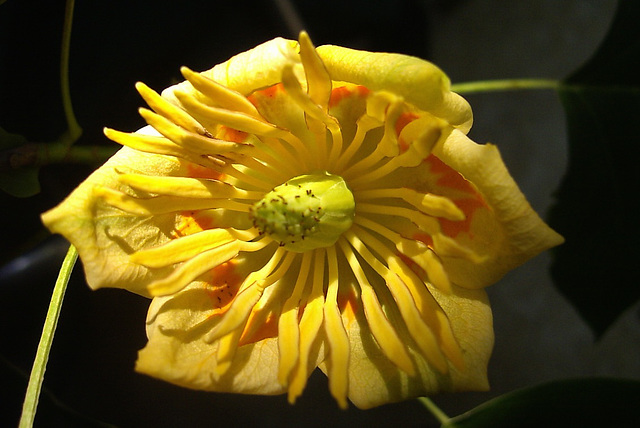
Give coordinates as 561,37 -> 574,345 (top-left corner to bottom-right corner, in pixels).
444,378 -> 640,428
0,127 -> 41,197
550,0 -> 640,336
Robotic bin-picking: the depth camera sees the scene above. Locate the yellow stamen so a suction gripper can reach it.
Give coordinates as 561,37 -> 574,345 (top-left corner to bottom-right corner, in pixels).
352,226 -> 465,370
146,240 -> 241,296
337,238 -> 415,375
135,81 -> 207,135
180,66 -> 264,119
345,230 -> 448,373
95,187 -> 251,216
287,250 -> 326,404
214,327 -> 244,378
333,114 -> 381,172
323,245 -> 350,409
174,89 -> 310,158
130,228 -> 237,267
277,251 -> 312,385
118,173 -> 261,200
356,203 -> 440,236
205,248 -> 293,343
298,31 -> 332,111
347,121 -> 443,188
354,216 -> 453,294
355,188 -> 465,221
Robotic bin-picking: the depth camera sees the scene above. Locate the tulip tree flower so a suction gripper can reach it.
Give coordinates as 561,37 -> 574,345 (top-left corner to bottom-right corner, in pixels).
41,33 -> 563,409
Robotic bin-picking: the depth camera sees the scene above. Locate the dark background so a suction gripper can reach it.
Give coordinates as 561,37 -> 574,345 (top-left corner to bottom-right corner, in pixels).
1,1 -> 632,427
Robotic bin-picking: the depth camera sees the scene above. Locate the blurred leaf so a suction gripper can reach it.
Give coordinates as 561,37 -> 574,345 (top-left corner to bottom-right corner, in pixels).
550,0 -> 640,336
0,127 -> 41,197
444,378 -> 640,428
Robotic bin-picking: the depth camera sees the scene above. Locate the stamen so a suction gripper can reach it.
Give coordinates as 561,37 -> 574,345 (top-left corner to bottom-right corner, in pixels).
180,66 -> 263,119
288,249 -> 326,404
104,128 -> 210,167
356,203 -> 441,236
298,31 -> 332,111
350,226 -> 464,369
333,114 -> 381,172
130,228 -> 238,267
117,173 -> 262,200
281,64 -> 341,166
347,121 -> 443,188
323,245 -> 350,409
355,188 -> 465,221
138,108 -> 248,156
355,216 -> 452,294
174,89 -> 311,159
277,251 -> 313,385
146,240 -> 241,296
344,230 -> 449,373
214,327 -> 244,378
135,81 -> 207,135
205,248 -> 293,343
341,93 -> 403,177
337,238 -> 415,375
95,187 -> 251,216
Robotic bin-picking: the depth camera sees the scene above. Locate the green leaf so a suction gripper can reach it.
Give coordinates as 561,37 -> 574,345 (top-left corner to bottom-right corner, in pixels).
0,127 -> 41,197
550,0 -> 640,336
444,378 -> 640,428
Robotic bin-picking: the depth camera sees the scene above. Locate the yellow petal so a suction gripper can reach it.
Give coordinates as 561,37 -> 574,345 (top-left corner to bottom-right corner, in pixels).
316,44 -> 473,133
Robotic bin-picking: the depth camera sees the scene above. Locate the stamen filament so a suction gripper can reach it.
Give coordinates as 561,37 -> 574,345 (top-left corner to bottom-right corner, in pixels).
355,188 -> 465,221
277,252 -> 313,385
288,249 -> 326,404
180,66 -> 264,119
337,238 -> 415,375
118,173 -> 262,200
135,81 -> 207,135
356,203 -> 440,236
344,230 -> 449,373
350,227 -> 464,369
130,228 -> 236,267
95,187 -> 251,216
323,245 -> 350,409
146,240 -> 241,296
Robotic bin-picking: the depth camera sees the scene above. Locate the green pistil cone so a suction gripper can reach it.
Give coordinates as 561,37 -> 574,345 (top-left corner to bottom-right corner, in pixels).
251,172 -> 355,252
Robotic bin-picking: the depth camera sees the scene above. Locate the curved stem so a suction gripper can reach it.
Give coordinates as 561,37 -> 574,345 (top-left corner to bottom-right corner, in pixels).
451,79 -> 560,94
60,0 -> 82,143
418,396 -> 451,425
19,245 -> 78,428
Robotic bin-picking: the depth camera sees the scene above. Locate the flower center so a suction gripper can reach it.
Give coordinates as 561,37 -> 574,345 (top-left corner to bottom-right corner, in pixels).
250,172 -> 355,252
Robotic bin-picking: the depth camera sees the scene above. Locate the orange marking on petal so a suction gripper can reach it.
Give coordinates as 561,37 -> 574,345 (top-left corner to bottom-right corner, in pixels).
238,311 -> 279,346
328,85 -> 370,108
205,261 -> 243,313
185,163 -> 225,181
439,198 -> 486,238
337,290 -> 359,324
424,155 -> 489,237
172,210 -> 216,238
217,125 -> 248,143
248,83 -> 285,106
395,112 -> 420,152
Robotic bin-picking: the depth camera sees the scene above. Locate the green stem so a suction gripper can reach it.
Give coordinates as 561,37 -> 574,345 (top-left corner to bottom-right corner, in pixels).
451,78 -> 560,94
60,0 -> 81,143
418,396 -> 451,426
19,245 -> 78,428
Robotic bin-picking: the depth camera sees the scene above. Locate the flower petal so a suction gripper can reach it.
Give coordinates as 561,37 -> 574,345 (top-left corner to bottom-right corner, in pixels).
315,45 -> 473,133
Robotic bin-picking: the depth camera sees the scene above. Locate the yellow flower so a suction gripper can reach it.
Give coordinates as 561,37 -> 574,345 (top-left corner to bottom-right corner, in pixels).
41,33 -> 563,409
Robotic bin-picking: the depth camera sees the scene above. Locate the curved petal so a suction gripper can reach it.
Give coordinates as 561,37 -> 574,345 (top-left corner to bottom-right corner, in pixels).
316,45 -> 473,133
431,130 -> 564,288
319,284 -> 493,409
41,136 -> 184,297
